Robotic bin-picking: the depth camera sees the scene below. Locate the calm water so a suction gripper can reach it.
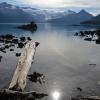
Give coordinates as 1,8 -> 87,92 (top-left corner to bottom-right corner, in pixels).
0,23 -> 100,100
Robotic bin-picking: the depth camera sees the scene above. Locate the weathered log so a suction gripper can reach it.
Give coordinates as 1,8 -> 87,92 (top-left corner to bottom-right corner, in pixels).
9,41 -> 39,91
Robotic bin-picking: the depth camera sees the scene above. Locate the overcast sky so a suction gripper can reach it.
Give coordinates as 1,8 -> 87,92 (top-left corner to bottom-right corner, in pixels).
0,0 -> 100,15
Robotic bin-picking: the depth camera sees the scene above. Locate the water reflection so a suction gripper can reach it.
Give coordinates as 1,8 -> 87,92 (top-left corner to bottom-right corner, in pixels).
0,23 -> 100,100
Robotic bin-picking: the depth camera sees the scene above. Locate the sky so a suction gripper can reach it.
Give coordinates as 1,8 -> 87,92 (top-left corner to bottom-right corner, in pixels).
0,0 -> 100,15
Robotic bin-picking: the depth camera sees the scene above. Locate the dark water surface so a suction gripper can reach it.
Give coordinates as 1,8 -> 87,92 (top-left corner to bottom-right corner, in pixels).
0,23 -> 100,100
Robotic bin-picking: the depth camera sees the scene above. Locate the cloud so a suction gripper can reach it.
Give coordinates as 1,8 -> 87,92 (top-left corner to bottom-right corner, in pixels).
61,0 -> 100,8
17,0 -> 63,7
16,0 -> 100,8
1,0 -> 100,8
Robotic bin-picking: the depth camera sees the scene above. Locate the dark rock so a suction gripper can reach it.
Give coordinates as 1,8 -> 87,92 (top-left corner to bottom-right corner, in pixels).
27,96 -> 35,100
35,42 -> 40,47
79,31 -> 85,36
75,29 -> 100,45
18,42 -> 25,48
28,72 -> 45,84
0,50 -> 6,53
20,37 -> 26,42
0,34 -> 15,40
4,40 -> 12,44
84,38 -> 92,41
0,56 -> 2,62
0,39 -> 5,43
0,91 -> 48,100
10,49 -> 14,51
89,64 -> 96,66
27,37 -> 32,41
31,92 -> 48,99
17,21 -> 37,32
16,53 -> 21,57
75,32 -> 78,36
96,38 -> 100,44
0,44 -> 14,53
12,39 -> 19,44
77,87 -> 83,92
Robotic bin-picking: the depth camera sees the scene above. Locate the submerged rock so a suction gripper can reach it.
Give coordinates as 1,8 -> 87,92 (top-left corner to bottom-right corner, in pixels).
0,44 -> 14,53
12,39 -> 19,44
10,49 -> 14,51
16,53 -> 21,57
75,32 -> 79,36
0,56 -> 2,62
96,38 -> 100,44
75,30 -> 100,44
0,34 -> 35,58
77,87 -> 83,92
28,72 -> 45,84
20,37 -> 26,42
0,34 -> 16,44
27,37 -> 32,41
84,38 -> 92,41
18,42 -> 25,48
0,91 -> 48,100
0,34 -> 15,40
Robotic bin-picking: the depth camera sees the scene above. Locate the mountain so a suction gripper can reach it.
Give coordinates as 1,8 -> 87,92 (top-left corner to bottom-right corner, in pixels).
0,2 -> 94,24
0,2 -> 34,23
48,9 -> 93,25
0,2 -> 78,23
42,9 -> 76,20
81,14 -> 100,25
21,7 -> 45,22
22,7 -> 76,20
67,10 -> 76,15
0,2 -> 45,23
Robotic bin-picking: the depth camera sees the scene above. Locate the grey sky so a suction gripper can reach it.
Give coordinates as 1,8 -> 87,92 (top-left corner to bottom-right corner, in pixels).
0,0 -> 100,8
17,0 -> 100,8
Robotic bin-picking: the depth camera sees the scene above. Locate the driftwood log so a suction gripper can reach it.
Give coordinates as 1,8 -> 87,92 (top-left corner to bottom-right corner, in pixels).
9,41 -> 39,91
0,41 -> 48,100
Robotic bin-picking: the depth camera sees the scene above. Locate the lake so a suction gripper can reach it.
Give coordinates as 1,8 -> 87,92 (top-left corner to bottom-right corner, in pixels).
0,23 -> 100,100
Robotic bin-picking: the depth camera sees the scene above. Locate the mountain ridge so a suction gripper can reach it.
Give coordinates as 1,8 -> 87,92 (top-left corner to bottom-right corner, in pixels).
81,14 -> 100,25
0,2 -> 94,24
47,9 -> 93,25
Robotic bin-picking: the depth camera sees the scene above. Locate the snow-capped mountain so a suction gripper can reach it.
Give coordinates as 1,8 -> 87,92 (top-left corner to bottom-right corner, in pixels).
0,2 -> 78,23
0,2 -> 45,23
0,2 -> 36,23
43,9 -> 76,20
0,2 -> 94,24
48,9 -> 93,25
22,7 -> 76,20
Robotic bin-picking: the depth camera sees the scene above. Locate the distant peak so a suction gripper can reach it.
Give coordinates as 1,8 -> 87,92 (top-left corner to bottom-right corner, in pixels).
78,9 -> 92,15
0,2 -> 12,6
67,10 -> 76,14
0,2 -> 8,5
79,9 -> 87,13
68,10 -> 75,12
77,9 -> 93,17
0,2 -> 13,8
